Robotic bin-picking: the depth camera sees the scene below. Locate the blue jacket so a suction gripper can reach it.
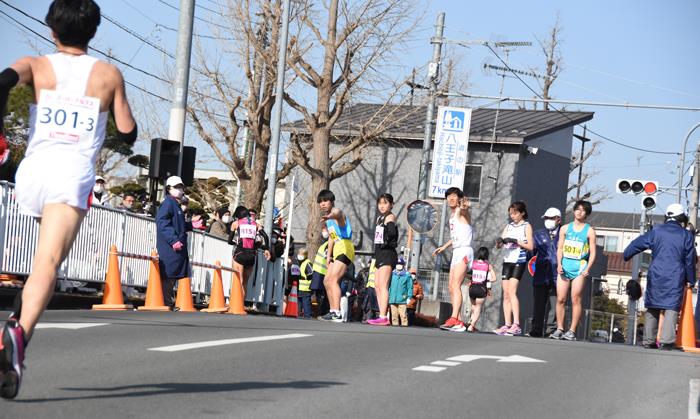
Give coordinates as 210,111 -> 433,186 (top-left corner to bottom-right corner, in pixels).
531,227 -> 559,286
623,221 -> 696,310
156,196 -> 192,279
389,270 -> 413,304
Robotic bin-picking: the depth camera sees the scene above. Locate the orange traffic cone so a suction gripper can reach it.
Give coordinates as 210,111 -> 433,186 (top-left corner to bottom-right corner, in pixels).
202,261 -> 227,313
283,281 -> 299,318
675,287 -> 700,353
138,250 -> 170,311
93,244 -> 133,310
174,277 -> 197,312
227,270 -> 247,315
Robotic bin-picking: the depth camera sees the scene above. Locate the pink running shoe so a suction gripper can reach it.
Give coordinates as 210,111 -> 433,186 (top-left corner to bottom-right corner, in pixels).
0,320 -> 25,399
367,317 -> 390,326
505,323 -> 522,336
493,324 -> 511,335
440,317 -> 460,330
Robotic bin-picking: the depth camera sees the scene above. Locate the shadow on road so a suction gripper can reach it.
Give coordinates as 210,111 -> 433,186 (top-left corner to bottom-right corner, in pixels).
15,380 -> 346,403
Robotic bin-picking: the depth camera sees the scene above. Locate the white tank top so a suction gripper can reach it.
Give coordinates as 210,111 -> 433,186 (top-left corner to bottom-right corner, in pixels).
503,221 -> 529,263
449,212 -> 473,249
25,53 -> 109,166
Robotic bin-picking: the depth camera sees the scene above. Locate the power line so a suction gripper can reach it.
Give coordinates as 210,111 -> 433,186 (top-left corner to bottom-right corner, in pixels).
1,0 -> 170,84
0,7 -> 235,122
483,43 -> 683,156
155,0 -> 229,30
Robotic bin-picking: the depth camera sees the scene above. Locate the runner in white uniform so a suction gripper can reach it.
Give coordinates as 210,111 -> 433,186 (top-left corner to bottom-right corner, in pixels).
0,0 -> 137,399
15,53 -> 109,217
433,187 -> 473,332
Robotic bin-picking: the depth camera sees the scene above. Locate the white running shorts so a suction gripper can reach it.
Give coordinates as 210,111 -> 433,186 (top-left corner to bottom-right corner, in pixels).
450,246 -> 473,269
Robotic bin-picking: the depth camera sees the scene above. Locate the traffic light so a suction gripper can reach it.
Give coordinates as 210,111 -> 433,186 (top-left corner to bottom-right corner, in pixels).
615,179 -> 658,210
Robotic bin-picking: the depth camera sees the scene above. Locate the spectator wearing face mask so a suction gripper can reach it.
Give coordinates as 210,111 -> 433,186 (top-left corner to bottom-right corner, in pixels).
208,207 -> 231,239
155,176 -> 192,309
118,192 -> 136,213
388,258 -> 412,326
92,175 -> 110,206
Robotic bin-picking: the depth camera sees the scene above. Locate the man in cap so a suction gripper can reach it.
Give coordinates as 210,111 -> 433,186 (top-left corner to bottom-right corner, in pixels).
155,176 -> 192,309
623,203 -> 696,349
527,207 -> 561,337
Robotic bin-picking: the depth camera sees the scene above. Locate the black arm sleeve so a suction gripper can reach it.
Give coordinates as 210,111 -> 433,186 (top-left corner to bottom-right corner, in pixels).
384,221 -> 399,248
116,123 -> 138,145
257,229 -> 270,251
0,68 -> 20,131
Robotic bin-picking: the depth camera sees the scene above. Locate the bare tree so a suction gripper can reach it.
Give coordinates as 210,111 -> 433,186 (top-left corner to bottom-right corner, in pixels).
568,140 -> 609,208
535,15 -> 608,208
534,13 -> 563,111
185,0 -> 290,213
282,0 -> 421,251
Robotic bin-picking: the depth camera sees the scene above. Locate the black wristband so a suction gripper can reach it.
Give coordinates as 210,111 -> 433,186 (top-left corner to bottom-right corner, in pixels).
116,123 -> 138,145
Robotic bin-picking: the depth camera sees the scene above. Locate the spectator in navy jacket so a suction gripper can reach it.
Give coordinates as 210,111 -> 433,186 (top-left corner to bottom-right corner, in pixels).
156,176 -> 192,309
527,207 -> 561,337
623,203 -> 697,349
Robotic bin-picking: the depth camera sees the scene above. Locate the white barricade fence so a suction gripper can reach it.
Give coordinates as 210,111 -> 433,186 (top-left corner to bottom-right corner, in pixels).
0,181 -> 285,304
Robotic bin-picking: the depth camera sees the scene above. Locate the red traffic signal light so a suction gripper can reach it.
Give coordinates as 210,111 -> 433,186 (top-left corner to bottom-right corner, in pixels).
616,179 -> 658,195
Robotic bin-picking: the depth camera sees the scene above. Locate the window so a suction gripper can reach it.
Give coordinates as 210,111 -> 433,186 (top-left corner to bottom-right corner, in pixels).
596,236 -> 605,247
604,236 -> 619,252
462,164 -> 482,202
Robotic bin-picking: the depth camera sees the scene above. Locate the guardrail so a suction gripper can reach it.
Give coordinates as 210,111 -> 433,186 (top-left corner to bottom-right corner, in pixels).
0,181 -> 285,305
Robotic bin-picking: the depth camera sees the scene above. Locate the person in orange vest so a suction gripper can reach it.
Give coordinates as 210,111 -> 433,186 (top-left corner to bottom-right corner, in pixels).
406,268 -> 424,326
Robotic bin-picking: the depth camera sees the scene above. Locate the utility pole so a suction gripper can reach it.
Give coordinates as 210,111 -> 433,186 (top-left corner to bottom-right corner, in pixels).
263,0 -> 290,235
574,126 -> 591,201
689,142 -> 700,224
168,0 -> 195,176
690,143 -> 700,336
626,209 -> 647,344
409,12 -> 444,274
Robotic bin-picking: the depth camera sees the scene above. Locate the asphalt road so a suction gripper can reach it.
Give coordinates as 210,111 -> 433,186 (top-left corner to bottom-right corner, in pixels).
1,310 -> 698,419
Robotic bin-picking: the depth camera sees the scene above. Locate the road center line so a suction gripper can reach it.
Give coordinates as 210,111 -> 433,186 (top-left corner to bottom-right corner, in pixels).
35,323 -> 109,330
148,333 -> 312,352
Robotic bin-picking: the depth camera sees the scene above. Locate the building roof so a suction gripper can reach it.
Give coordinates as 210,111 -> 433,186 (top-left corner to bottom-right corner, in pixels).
283,103 -> 594,142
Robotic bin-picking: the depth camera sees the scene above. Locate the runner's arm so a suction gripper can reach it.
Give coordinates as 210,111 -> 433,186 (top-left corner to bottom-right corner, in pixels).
109,66 -> 137,143
583,226 -> 597,276
1,58 -> 32,132
556,224 -> 567,273
518,224 -> 534,251
432,240 -> 452,256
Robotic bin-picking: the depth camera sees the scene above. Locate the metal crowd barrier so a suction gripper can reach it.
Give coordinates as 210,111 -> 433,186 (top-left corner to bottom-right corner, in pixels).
0,181 -> 284,303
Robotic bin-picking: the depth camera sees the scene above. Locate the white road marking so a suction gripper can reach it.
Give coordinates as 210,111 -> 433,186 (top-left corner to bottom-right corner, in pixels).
497,355 -> 547,363
412,366 -> 446,372
35,323 -> 109,330
447,354 -> 546,363
689,379 -> 700,419
447,355 -> 503,363
431,360 -> 461,367
148,333 -> 312,352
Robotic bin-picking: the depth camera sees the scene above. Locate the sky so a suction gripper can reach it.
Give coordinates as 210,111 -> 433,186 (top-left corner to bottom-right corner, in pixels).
2,0 -> 699,216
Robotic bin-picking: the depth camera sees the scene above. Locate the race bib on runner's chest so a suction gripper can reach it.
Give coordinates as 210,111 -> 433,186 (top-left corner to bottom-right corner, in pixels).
374,226 -> 385,244
34,89 -> 100,144
239,224 -> 256,239
563,239 -> 584,260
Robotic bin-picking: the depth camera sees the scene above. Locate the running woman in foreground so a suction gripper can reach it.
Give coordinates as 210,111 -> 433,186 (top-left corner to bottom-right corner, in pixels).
0,0 -> 137,399
433,187 -> 473,332
551,200 -> 596,341
317,189 -> 355,322
367,193 -> 399,326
